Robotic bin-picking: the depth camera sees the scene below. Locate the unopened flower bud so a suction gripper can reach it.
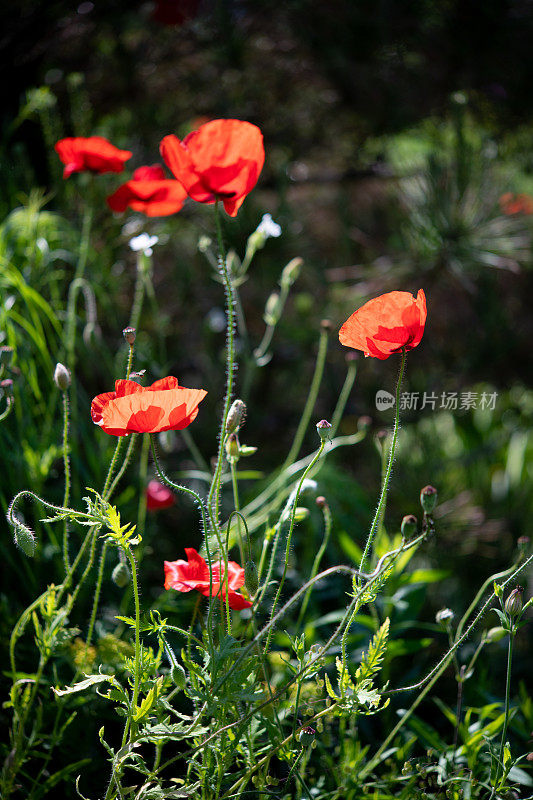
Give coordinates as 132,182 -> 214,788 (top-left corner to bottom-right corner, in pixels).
123,327 -> 136,345
14,521 -> 36,557
225,433 -> 240,461
357,415 -> 372,431
320,319 -> 332,333
1,378 -> 14,397
504,587 -> 523,618
316,419 -> 332,442
53,362 -> 70,391
112,562 -> 130,588
198,235 -> 212,253
239,445 -> 257,457
420,485 -> 438,514
435,608 -> 454,625
0,345 -> 14,367
280,257 -> 302,288
298,726 -> 316,746
294,507 -> 310,522
170,663 -> 187,689
401,515 -> 417,538
486,626 -> 507,643
517,536 -> 530,554
226,399 -> 246,434
244,560 -> 259,595
376,429 -> 388,441
264,292 -> 282,325
316,496 -> 327,509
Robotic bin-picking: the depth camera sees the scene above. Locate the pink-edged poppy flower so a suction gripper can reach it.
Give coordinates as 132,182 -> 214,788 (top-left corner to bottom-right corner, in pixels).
146,480 -> 176,511
91,377 -> 207,436
339,289 -> 427,360
55,136 -> 132,179
160,119 -> 264,217
164,547 -> 252,610
107,164 -> 187,216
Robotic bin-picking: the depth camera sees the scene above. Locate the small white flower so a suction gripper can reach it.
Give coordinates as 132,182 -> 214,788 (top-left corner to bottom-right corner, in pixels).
256,213 -> 281,239
129,233 -> 159,256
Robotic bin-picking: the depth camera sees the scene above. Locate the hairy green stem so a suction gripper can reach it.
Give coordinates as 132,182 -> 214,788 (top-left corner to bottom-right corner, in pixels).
491,631 -> 514,796
359,350 -> 406,581
263,441 -> 326,655
61,389 -> 71,573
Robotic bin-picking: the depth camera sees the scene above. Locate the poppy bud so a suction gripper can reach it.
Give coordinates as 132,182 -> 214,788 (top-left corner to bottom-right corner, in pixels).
244,560 -> 259,595
280,257 -> 302,288
123,327 -> 136,345
1,379 -> 14,398
298,726 -> 316,746
517,536 -> 530,554
486,626 -> 507,643
112,562 -> 130,588
358,415 -> 372,431
226,399 -> 246,434
170,663 -> 187,690
435,608 -> 454,625
53,362 -> 70,391
14,521 -> 36,557
316,419 -> 332,442
225,433 -> 240,461
239,445 -> 257,457
294,507 -> 310,522
198,235 -> 212,253
401,515 -> 417,538
264,292 -> 282,326
316,496 -> 327,509
504,587 -> 523,618
420,485 -> 438,514
0,345 -> 14,367
320,319 -> 332,332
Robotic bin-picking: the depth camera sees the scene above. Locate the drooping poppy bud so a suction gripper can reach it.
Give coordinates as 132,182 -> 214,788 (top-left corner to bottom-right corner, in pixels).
14,521 -> 36,557
112,562 -> 131,588
244,560 -> 259,595
401,515 -> 417,538
170,663 -> 187,689
435,608 -> 454,626
420,485 -> 438,514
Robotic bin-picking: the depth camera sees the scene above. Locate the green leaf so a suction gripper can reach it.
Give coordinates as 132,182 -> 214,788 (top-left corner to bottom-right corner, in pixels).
52,674 -> 117,697
356,618 -> 390,682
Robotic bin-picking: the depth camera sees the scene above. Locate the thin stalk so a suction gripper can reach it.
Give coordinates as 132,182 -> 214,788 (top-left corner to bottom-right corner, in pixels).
358,350 -> 406,581
282,326 -> 329,470
330,357 -> 357,437
149,435 -> 215,655
61,389 -> 71,573
491,632 -> 514,797
207,200 -> 236,535
264,440 -> 326,655
296,500 -> 332,627
229,460 -> 246,565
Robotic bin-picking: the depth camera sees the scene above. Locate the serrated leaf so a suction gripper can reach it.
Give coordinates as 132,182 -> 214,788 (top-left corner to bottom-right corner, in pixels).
52,673 -> 117,697
324,672 -> 339,701
355,618 -> 390,682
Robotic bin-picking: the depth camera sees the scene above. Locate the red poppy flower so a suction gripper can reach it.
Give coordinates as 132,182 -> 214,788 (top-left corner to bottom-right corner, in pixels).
146,480 -> 175,511
339,290 -> 427,360
91,377 -> 207,436
160,119 -> 265,217
107,163 -> 187,217
164,548 -> 252,610
499,192 -> 533,215
55,136 -> 132,179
